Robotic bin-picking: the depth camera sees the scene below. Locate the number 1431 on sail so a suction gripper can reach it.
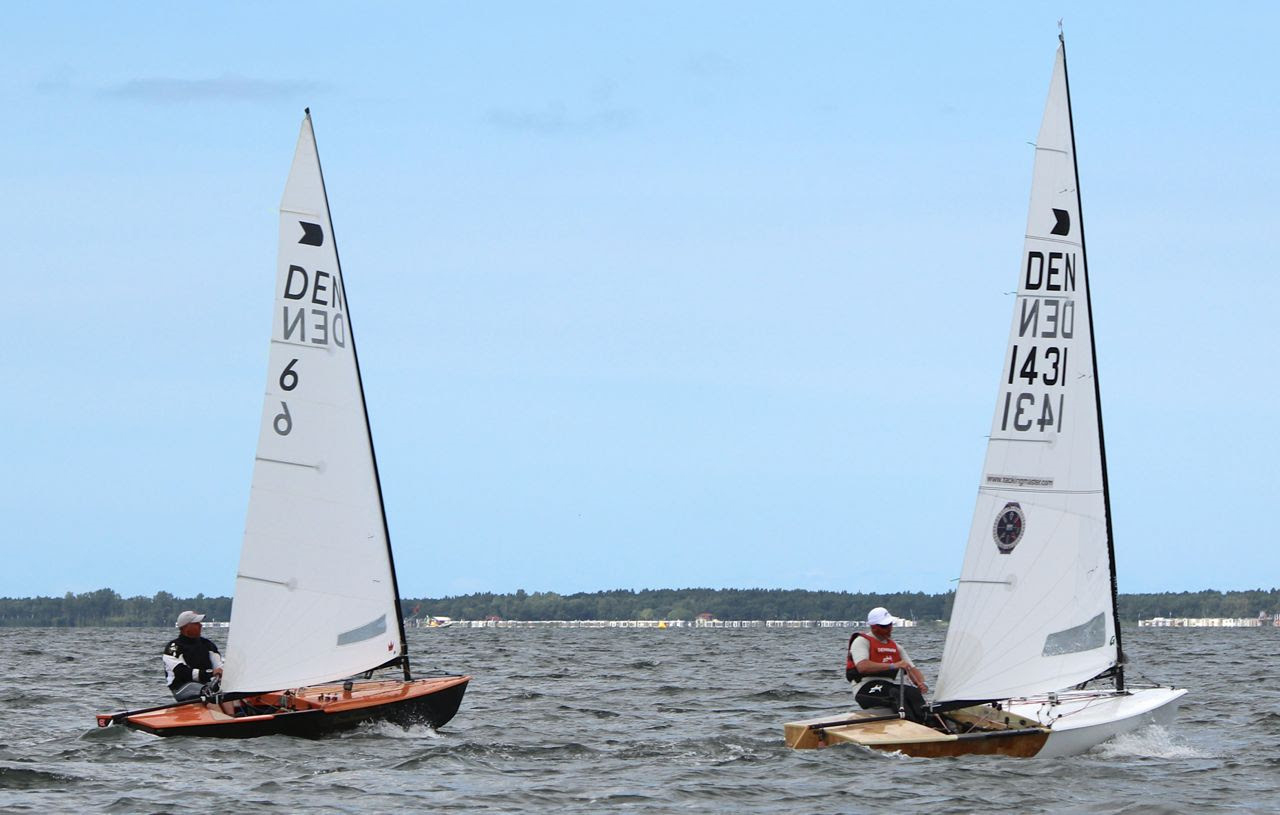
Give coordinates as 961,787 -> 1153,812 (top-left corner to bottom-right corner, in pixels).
1000,391 -> 1064,433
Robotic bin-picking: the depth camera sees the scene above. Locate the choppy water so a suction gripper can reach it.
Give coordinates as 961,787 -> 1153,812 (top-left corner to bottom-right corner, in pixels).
1,625 -> 1277,813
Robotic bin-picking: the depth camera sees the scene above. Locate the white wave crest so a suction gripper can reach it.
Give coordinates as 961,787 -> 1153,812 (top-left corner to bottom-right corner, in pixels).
1092,725 -> 1205,759
346,720 -> 444,740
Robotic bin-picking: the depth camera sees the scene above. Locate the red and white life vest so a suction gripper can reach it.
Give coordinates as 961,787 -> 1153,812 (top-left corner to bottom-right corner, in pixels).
844,632 -> 902,682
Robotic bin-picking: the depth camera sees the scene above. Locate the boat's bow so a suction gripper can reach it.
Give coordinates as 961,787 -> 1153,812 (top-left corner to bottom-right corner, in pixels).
1007,686 -> 1187,758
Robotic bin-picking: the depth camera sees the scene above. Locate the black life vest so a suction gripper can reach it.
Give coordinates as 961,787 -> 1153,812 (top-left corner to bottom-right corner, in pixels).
164,635 -> 220,690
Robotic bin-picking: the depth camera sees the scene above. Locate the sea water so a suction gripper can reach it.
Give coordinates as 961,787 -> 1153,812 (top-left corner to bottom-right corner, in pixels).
1,625 -> 1276,813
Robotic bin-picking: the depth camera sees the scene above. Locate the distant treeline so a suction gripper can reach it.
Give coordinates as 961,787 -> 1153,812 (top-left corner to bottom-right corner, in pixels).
3,587 -> 1280,627
0,590 -> 232,628
407,588 -> 951,623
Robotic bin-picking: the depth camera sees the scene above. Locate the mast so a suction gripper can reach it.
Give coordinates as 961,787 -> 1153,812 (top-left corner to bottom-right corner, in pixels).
306,109 -> 413,680
1059,36 -> 1125,691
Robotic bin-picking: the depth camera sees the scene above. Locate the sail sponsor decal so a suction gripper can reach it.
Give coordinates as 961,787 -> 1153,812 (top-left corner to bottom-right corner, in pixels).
985,473 -> 1054,488
993,502 -> 1025,553
997,209 -> 1077,436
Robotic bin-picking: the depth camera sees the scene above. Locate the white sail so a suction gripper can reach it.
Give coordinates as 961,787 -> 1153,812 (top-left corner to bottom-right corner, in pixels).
223,114 -> 402,693
935,45 -> 1118,704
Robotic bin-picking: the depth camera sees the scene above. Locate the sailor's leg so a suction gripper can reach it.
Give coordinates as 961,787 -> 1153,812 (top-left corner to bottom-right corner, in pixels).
854,679 -> 896,710
901,685 -> 928,723
171,681 -> 204,701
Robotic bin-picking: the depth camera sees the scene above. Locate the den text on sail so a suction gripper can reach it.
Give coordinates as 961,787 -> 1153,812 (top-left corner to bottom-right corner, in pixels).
280,264 -> 347,348
999,249 -> 1076,433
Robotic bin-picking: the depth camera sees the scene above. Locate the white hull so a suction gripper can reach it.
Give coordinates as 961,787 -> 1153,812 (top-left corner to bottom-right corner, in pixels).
1005,687 -> 1187,758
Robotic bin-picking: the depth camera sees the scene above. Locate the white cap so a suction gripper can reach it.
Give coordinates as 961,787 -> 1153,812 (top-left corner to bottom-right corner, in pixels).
175,610 -> 206,628
867,607 -> 894,626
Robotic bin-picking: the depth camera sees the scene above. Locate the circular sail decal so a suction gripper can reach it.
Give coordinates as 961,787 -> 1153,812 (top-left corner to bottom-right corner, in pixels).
993,502 -> 1025,554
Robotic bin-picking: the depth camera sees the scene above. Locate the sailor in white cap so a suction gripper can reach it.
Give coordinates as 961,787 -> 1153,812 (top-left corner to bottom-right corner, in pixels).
843,607 -> 929,723
162,610 -> 224,701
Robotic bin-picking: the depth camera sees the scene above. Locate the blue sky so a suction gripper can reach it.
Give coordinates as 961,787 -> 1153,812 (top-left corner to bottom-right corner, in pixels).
3,3 -> 1276,599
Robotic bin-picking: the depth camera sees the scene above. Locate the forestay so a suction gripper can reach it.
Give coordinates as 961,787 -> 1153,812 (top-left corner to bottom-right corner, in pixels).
934,45 -> 1118,704
223,115 -> 402,693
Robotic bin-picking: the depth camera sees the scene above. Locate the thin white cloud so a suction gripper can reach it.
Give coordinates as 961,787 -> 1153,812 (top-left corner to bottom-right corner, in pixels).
102,74 -> 328,103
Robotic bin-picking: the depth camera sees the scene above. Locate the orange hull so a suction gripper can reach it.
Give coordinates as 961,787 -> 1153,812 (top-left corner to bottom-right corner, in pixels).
100,675 -> 470,738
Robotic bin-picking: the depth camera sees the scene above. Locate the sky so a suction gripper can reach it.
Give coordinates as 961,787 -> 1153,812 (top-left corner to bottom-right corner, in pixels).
2,3 -> 1277,600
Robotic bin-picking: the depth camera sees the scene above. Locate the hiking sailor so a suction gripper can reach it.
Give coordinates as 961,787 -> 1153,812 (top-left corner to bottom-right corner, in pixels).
845,606 -> 929,724
163,610 -> 224,701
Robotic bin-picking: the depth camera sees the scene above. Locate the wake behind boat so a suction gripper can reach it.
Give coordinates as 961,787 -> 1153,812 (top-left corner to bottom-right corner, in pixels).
98,111 -> 470,738
784,36 -> 1185,758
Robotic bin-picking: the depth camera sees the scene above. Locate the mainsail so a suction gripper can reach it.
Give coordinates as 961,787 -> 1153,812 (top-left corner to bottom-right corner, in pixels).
223,113 -> 404,693
934,43 -> 1120,704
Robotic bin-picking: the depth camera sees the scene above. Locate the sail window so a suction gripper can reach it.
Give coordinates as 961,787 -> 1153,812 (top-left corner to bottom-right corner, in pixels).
1042,612 -> 1105,656
336,614 -> 387,646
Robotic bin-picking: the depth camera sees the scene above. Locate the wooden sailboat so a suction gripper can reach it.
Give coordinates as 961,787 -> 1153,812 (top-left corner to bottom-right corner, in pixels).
97,112 -> 470,738
784,37 -> 1186,758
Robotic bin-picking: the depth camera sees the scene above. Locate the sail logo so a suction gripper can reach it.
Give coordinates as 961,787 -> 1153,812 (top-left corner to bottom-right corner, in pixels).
298,221 -> 324,246
993,502 -> 1025,554
1050,208 -> 1070,236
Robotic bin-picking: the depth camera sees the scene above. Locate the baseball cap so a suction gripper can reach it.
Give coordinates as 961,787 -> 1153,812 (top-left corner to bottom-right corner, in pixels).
867,607 -> 895,626
175,610 -> 206,628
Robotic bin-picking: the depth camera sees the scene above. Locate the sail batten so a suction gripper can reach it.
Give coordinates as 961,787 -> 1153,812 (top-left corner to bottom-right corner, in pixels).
222,114 -> 403,694
934,42 -> 1119,705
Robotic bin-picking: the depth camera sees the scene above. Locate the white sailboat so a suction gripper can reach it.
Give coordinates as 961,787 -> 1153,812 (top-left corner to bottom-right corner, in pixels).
100,111 -> 470,737
785,37 -> 1185,757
